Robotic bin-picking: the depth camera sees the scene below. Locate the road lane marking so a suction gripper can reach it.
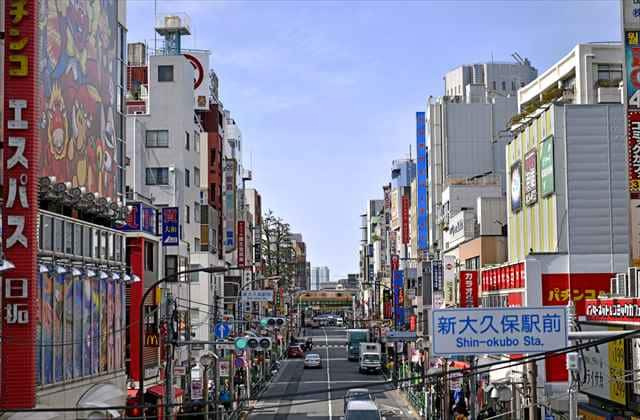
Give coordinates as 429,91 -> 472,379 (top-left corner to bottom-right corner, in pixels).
272,380 -> 384,384
323,327 -> 333,420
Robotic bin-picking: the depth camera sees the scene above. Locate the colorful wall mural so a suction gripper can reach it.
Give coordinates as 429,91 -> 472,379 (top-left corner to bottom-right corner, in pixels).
39,0 -> 119,199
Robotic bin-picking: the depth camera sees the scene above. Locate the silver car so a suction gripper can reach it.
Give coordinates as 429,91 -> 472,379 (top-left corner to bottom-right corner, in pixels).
303,353 -> 322,369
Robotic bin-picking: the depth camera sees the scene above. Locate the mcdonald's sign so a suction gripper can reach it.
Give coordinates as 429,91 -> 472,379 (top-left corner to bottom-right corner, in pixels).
145,330 -> 160,348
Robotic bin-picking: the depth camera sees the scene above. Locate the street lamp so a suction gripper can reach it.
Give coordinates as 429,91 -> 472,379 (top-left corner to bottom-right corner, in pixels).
199,351 -> 217,419
137,265 -> 229,406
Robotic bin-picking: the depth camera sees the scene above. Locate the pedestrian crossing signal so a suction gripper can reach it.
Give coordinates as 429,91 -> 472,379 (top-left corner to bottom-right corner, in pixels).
246,337 -> 272,350
261,317 -> 286,328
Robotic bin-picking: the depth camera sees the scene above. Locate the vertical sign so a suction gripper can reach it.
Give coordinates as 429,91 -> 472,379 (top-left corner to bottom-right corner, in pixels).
539,136 -> 555,197
510,161 -> 522,213
458,271 -> 478,308
237,221 -> 246,267
2,0 -> 39,408
383,290 -> 392,320
391,254 -> 400,272
401,195 -> 410,244
393,271 -> 405,328
223,159 -> 237,252
524,149 -> 538,206
623,1 -> 640,266
161,207 -> 180,246
442,255 -> 456,304
416,112 -> 429,251
431,260 -> 443,292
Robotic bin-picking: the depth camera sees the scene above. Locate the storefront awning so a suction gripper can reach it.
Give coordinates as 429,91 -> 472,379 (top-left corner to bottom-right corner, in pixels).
147,384 -> 184,398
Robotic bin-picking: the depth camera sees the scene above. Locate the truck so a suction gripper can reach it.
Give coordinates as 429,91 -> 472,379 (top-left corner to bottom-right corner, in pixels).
346,329 -> 370,361
358,342 -> 382,373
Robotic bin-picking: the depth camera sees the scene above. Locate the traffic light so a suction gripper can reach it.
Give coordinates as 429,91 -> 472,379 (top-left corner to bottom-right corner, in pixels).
246,336 -> 272,350
260,317 -> 286,328
234,337 -> 248,350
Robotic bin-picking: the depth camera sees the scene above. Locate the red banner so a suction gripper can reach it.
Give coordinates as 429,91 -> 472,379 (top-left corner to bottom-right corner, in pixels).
391,254 -> 399,272
481,262 -> 525,292
409,315 -> 417,332
383,290 -> 392,320
585,297 -> 640,323
237,221 -> 246,266
2,0 -> 39,408
401,195 -> 409,244
629,90 -> 640,197
458,271 -> 478,307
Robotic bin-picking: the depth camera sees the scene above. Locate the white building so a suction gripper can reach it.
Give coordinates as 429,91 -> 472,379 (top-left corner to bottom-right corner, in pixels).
311,266 -> 330,290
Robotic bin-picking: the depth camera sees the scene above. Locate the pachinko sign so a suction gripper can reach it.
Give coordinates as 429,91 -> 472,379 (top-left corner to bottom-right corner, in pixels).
2,0 -> 39,408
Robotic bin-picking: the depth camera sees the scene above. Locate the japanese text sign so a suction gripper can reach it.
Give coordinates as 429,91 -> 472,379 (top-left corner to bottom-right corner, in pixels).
393,270 -> 405,327
2,0 -> 39,409
581,324 -> 626,405
120,203 -> 157,235
241,290 -> 274,302
585,297 -> 640,323
161,207 -> 179,246
401,194 -> 410,244
524,149 -> 538,206
237,221 -> 246,266
431,307 -> 568,356
431,260 -> 443,292
458,271 -> 478,308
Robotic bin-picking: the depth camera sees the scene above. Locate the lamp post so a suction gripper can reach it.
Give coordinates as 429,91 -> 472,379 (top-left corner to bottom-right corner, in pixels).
199,351 -> 217,419
137,266 -> 228,409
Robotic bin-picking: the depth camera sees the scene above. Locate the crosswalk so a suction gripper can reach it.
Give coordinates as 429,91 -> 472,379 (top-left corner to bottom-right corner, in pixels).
313,344 -> 344,348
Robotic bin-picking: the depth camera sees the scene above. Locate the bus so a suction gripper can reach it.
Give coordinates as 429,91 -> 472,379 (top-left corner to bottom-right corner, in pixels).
346,329 -> 370,361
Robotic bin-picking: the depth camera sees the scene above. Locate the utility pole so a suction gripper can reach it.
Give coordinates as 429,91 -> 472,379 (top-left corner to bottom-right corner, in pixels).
469,357 -> 477,420
164,290 -> 174,420
442,359 -> 449,420
527,360 -> 540,420
212,286 -> 219,420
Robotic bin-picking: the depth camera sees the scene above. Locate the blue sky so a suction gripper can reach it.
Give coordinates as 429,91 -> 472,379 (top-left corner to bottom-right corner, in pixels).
127,0 -> 619,280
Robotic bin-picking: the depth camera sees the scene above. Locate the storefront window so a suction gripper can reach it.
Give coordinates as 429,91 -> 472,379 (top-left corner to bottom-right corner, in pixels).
74,224 -> 83,256
84,227 -> 92,258
65,221 -> 74,254
54,218 -> 64,253
42,215 -> 53,251
93,229 -> 100,259
101,231 -> 108,260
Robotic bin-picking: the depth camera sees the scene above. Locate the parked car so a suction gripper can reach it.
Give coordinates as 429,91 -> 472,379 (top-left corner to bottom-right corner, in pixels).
303,353 -> 322,369
344,400 -> 382,420
287,344 -> 305,358
343,388 -> 374,414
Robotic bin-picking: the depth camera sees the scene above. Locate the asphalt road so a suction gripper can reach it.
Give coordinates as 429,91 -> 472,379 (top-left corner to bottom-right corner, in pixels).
248,327 -> 418,420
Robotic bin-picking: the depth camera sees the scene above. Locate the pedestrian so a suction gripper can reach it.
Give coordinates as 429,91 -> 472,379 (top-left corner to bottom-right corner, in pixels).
220,382 -> 232,412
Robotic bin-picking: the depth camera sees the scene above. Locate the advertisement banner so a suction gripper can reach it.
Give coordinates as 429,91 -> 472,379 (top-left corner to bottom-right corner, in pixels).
510,160 -> 522,212
161,207 -> 180,246
431,260 -> 443,292
120,203 -> 157,235
459,271 -> 478,308
540,136 -> 555,197
241,290 -> 273,302
237,221 -> 246,266
219,361 -> 230,377
431,307 -> 568,356
585,297 -> 640,323
581,324 -> 626,405
223,159 -> 237,252
391,254 -> 399,272
401,194 -> 410,244
443,255 -> 456,303
383,290 -> 392,320
2,0 -> 39,408
416,111 -> 429,251
393,271 -> 405,327
524,149 -> 538,206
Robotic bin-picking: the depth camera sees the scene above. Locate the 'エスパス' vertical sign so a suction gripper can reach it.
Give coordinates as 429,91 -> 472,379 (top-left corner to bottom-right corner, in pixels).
623,0 -> 640,266
2,0 -> 39,408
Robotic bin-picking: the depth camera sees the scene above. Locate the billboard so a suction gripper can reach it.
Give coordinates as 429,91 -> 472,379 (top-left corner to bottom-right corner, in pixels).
510,160 -> 522,212
585,297 -> 640,323
540,136 -> 555,197
2,0 -> 40,408
393,271 -> 405,327
580,324 -> 626,405
431,307 -> 568,356
237,221 -> 246,266
161,207 -> 180,246
524,149 -> 537,206
39,0 -> 119,200
442,255 -> 456,304
183,51 -> 211,110
223,159 -> 237,252
458,271 -> 478,308
416,112 -> 429,251
431,260 -> 443,292
120,203 -> 157,235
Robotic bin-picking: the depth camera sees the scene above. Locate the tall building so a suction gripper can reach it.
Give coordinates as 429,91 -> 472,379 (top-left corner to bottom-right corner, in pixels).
289,233 -> 308,290
311,266 -> 330,290
1,0 -> 129,413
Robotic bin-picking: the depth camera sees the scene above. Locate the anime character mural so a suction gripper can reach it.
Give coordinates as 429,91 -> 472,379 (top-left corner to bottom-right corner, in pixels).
39,0 -> 118,199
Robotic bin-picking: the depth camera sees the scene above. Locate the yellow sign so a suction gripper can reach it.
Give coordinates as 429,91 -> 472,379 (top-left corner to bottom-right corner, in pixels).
608,327 -> 626,405
577,409 -> 606,420
145,331 -> 160,348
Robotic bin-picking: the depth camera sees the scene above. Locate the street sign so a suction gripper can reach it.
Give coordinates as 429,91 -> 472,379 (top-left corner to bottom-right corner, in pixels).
214,322 -> 231,339
242,290 -> 274,302
432,307 -> 568,356
219,361 -> 230,377
386,331 -> 418,342
174,366 -> 186,376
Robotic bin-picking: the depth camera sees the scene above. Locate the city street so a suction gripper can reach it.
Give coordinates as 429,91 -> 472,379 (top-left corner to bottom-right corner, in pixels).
248,327 -> 418,420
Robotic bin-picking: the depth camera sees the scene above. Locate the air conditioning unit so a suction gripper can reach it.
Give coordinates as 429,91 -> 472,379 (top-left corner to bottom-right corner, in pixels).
611,273 -> 626,296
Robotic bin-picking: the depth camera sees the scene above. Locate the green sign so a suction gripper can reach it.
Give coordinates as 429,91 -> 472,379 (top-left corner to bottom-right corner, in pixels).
539,136 -> 555,196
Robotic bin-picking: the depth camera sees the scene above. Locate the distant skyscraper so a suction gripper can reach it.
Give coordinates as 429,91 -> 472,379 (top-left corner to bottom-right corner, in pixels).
311,266 -> 330,290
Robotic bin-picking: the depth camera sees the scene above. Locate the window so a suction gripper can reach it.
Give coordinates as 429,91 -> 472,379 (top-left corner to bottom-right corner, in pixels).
65,221 -> 74,254
145,241 -> 154,271
185,169 -> 190,187
501,81 -> 506,91
54,218 -> 64,252
511,80 -> 516,91
146,130 -> 169,147
492,81 -> 496,91
195,202 -> 201,223
597,63 -> 623,83
521,81 -> 526,88
146,167 -> 169,185
185,131 -> 190,150
42,215 -> 53,251
194,131 -> 200,152
194,238 -> 200,253
185,205 -> 190,224
194,167 -> 200,187
158,65 -> 174,82
83,227 -> 92,258
165,255 -> 178,277
74,224 -> 82,256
